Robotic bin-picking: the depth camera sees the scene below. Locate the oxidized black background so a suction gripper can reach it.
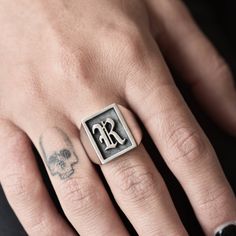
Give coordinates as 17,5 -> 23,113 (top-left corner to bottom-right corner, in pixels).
0,1 -> 235,235
85,107 -> 133,161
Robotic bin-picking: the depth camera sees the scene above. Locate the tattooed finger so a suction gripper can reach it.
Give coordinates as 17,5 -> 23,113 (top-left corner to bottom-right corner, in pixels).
39,127 -> 78,180
36,125 -> 128,235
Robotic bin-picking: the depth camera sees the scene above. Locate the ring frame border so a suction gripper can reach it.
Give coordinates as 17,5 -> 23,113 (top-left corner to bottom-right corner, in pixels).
81,103 -> 137,164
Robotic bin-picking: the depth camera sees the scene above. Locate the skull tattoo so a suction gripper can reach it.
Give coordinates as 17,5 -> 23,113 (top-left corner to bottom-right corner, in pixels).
39,127 -> 78,180
47,148 -> 78,179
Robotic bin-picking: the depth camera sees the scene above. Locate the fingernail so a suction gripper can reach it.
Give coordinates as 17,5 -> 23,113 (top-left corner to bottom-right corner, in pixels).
215,222 -> 236,236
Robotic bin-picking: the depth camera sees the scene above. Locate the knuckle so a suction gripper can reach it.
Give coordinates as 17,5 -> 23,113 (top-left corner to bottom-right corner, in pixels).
120,36 -> 148,70
59,47 -> 93,85
197,186 -> 231,218
28,217 -> 65,236
0,123 -> 27,148
3,137 -> 29,162
28,217 -> 50,236
119,32 -> 145,60
2,174 -> 35,201
101,22 -> 147,64
60,177 -> 101,215
2,174 -> 58,235
28,218 -> 71,236
167,125 -> 207,163
212,56 -> 233,82
17,78 -> 43,107
114,164 -> 156,202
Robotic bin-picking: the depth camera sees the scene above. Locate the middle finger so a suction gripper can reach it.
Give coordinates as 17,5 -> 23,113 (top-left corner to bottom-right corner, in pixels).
78,103 -> 188,236
102,143 -> 187,236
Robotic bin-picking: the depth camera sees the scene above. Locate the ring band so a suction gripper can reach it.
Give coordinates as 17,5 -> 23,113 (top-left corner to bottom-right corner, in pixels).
80,103 -> 142,165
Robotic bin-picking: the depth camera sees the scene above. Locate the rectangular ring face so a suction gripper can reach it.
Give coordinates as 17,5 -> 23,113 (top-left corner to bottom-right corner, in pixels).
82,104 -> 137,164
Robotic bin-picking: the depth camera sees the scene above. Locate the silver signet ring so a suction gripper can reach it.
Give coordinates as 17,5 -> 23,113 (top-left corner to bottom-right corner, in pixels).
80,103 -> 142,165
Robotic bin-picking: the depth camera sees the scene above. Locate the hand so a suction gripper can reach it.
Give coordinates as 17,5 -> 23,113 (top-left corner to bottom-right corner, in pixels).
0,0 -> 235,235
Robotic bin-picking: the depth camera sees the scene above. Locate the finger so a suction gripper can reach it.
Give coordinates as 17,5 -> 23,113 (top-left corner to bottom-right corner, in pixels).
146,0 -> 236,135
0,120 -> 75,236
102,144 -> 188,236
75,102 -> 187,235
126,51 -> 236,235
25,119 -> 128,236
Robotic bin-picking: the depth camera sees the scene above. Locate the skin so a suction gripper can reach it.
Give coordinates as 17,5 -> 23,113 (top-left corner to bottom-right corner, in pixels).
0,0 -> 235,235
